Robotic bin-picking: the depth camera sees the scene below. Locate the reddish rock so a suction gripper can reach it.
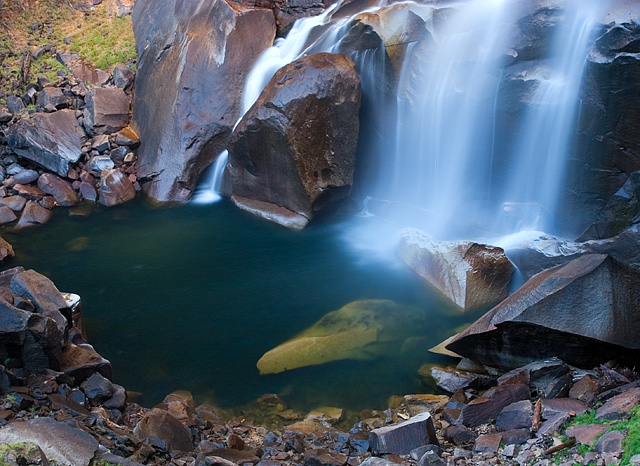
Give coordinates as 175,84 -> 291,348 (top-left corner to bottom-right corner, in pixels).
83,88 -> 130,136
460,383 -> 530,428
99,169 -> 135,206
473,433 -> 501,454
566,424 -> 608,445
15,201 -> 52,230
37,173 -> 78,207
229,52 -> 361,229
59,342 -> 113,385
398,229 -> 514,312
56,53 -> 110,85
595,387 -> 640,421
496,400 -> 533,431
443,425 -> 477,446
0,195 -> 26,211
39,196 -> 55,209
0,237 -> 13,262
203,448 -> 260,464
0,206 -> 17,225
541,398 -> 587,420
13,184 -> 45,201
134,408 -> 194,452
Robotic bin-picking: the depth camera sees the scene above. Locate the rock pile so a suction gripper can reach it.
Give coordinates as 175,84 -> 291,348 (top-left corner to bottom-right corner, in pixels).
0,58 -> 139,229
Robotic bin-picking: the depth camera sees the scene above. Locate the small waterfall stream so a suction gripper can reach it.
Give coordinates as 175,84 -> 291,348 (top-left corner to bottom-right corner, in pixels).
195,0 -> 600,241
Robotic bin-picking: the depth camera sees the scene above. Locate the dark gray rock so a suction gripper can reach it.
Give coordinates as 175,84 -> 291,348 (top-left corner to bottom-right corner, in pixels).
593,430 -> 625,455
37,173 -> 78,207
595,387 -> 640,421
13,169 -> 40,185
541,398 -> 587,419
132,0 -> 276,202
496,400 -> 533,431
446,254 -> 640,370
443,425 -> 477,446
0,417 -> 99,465
500,429 -> 531,446
0,206 -> 17,225
81,372 -> 114,405
8,109 -> 85,176
6,96 -> 25,114
369,412 -> 438,455
56,53 -> 110,85
417,451 -> 445,466
79,182 -> 98,201
103,384 -> 126,410
460,383 -> 530,428
113,64 -> 135,90
35,87 -> 67,111
536,412 -> 569,438
229,52 -> 361,229
11,269 -> 67,315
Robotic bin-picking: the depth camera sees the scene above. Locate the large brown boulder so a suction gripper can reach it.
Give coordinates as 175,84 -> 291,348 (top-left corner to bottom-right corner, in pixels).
131,0 -> 276,202
83,88 -> 130,136
398,228 -> 514,311
446,254 -> 640,370
99,169 -> 136,206
228,52 -> 361,229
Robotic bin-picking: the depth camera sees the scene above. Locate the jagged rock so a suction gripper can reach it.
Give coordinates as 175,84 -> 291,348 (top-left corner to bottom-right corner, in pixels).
398,229 -> 514,311
59,341 -> 113,384
0,237 -> 14,261
113,64 -> 135,89
446,254 -> 640,370
369,412 -> 438,455
501,429 -> 530,446
569,374 -> 599,405
8,109 -> 86,176
37,173 -> 78,207
56,53 -> 110,85
0,207 -> 17,225
460,382 -> 530,428
496,400 -> 533,431
132,0 -> 276,202
99,169 -> 135,206
443,425 -> 476,446
91,134 -> 110,153
11,269 -> 67,315
87,154 -> 115,173
6,95 -> 25,114
403,394 -> 450,417
541,398 -> 587,419
134,408 -> 194,452
81,372 -> 114,405
229,52 -> 360,228
593,430 -> 625,455
14,184 -> 45,201
114,127 -> 139,147
595,387 -> 640,421
35,87 -> 67,111
473,433 -> 501,454
83,87 -> 130,136
14,202 -> 52,230
430,366 -> 493,393
0,417 -> 99,466
103,384 -> 127,410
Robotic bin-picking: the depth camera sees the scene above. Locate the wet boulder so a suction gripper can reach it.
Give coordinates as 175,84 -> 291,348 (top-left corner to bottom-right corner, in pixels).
8,109 -> 86,177
83,87 -> 130,136
446,254 -> 640,370
131,0 -> 276,202
134,408 -> 194,452
398,228 -> 514,311
228,53 -> 361,229
37,173 -> 78,207
99,169 -> 136,206
14,202 -> 52,230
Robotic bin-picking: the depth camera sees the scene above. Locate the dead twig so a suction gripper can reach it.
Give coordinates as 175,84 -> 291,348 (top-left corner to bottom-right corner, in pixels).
531,399 -> 542,433
544,438 -> 575,456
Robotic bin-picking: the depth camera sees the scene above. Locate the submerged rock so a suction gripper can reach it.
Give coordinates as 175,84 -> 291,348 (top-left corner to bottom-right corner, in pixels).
446,254 -> 640,369
257,300 -> 424,374
229,52 -> 361,229
398,228 -> 514,311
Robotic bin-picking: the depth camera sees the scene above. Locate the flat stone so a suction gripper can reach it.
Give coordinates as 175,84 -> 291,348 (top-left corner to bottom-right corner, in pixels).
305,406 -> 343,425
566,424 -> 608,445
473,433 -> 501,454
205,448 -> 260,465
430,366 -> 478,393
460,382 -> 530,427
304,448 -> 347,466
13,184 -> 45,200
536,412 -> 570,438
0,417 -> 99,465
500,429 -> 531,445
569,374 -> 599,405
369,412 -> 438,455
496,400 -> 533,431
10,269 -> 66,314
596,387 -> 640,420
593,430 -> 625,455
0,206 -> 16,225
83,87 -> 130,136
404,394 -> 450,416
284,420 -> 327,435
542,398 -> 587,419
0,195 -> 27,211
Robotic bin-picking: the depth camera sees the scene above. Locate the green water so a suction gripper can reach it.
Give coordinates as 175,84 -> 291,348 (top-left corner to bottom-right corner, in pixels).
2,199 -> 470,412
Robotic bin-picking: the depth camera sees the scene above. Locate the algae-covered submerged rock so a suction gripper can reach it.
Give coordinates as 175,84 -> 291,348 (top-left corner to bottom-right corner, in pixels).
257,299 -> 426,374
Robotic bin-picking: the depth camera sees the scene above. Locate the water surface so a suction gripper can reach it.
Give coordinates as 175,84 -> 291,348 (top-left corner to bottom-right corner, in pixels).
4,200 -> 469,411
